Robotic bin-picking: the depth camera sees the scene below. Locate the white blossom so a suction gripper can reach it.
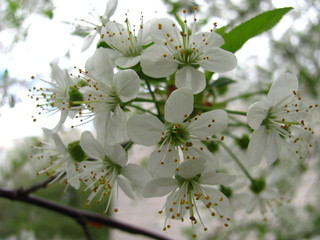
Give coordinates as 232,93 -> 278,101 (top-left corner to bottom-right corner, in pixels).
143,158 -> 236,236
79,48 -> 140,144
127,88 -> 228,177
100,17 -> 153,68
34,128 -> 81,189
247,73 -> 316,166
78,131 -> 151,213
140,17 -> 237,94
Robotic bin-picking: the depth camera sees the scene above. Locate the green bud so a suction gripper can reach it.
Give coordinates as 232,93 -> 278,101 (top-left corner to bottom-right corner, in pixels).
250,177 -> 266,194
67,141 -> 87,162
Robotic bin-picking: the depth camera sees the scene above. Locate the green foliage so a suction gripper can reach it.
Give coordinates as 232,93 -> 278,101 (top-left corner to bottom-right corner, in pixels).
210,77 -> 236,96
220,7 -> 293,53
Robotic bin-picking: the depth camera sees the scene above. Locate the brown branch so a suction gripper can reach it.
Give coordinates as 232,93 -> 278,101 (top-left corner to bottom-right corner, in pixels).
0,187 -> 172,240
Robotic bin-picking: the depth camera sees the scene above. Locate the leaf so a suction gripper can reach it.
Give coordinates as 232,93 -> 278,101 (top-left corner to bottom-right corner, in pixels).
210,77 -> 236,96
220,7 -> 293,53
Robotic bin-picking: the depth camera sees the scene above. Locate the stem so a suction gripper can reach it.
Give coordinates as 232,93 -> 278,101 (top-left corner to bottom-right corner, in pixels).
128,104 -> 158,117
144,78 -> 163,121
0,187 -> 173,240
222,90 -> 268,103
134,97 -> 165,104
220,142 -> 254,183
194,105 -> 247,116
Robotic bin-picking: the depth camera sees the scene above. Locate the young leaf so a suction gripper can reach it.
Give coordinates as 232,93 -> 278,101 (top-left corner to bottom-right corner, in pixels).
220,7 -> 293,53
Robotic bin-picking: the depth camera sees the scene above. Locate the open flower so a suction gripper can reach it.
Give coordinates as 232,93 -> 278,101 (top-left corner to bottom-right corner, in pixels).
100,17 -> 153,68
75,0 -> 118,51
30,64 -> 79,132
127,88 -> 228,177
140,17 -> 237,94
78,131 -> 151,213
247,73 -> 316,166
34,128 -> 83,189
143,158 -> 236,237
79,48 -> 140,144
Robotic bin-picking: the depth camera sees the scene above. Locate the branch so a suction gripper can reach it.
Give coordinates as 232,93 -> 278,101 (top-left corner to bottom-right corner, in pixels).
0,187 -> 172,240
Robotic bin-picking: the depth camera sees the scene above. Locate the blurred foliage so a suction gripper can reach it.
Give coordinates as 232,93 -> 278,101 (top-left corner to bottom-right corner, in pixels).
0,137 -> 111,240
0,0 -> 55,43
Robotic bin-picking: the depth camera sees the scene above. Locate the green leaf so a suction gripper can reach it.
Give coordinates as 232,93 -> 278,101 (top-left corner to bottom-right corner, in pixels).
220,7 -> 293,53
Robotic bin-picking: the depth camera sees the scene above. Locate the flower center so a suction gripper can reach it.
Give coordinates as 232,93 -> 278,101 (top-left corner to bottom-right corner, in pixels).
164,123 -> 190,146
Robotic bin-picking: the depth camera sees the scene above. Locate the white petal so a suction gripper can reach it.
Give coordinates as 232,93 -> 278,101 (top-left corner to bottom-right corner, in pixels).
247,126 -> 267,165
150,18 -> 182,46
51,64 -> 67,89
267,72 -> 298,106
140,45 -> 178,78
113,69 -> 140,102
52,108 -> 68,132
85,48 -> 114,83
200,173 -> 236,186
94,112 -> 111,146
200,48 -> 237,73
118,176 -> 135,199
194,31 -> 224,49
265,129 -> 282,166
127,114 -> 165,146
188,109 -> 228,137
142,178 -> 178,198
164,88 -> 193,123
115,56 -> 141,68
177,158 -> 206,179
80,131 -> 105,160
43,128 -> 67,155
175,66 -> 206,94
148,147 -> 179,177
104,143 -> 127,167
247,100 -> 270,129
121,163 -> 152,187
81,32 -> 97,52
66,163 -> 80,189
107,106 -> 129,144
103,0 -> 118,19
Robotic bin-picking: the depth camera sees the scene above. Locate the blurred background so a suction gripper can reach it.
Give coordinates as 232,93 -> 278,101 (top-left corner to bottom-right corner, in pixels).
0,0 -> 319,239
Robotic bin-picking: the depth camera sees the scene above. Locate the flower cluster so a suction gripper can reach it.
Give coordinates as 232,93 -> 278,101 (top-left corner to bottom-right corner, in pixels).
29,0 -> 318,238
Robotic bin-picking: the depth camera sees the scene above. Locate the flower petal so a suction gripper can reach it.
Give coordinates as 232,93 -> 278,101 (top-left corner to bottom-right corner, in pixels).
164,88 -> 194,123
104,143 -> 127,167
200,48 -> 237,73
267,72 -> 299,106
80,131 -> 105,160
175,66 -> 206,94
142,178 -> 178,198
127,114 -> 165,146
247,100 -> 270,129
247,126 -> 267,165
188,109 -> 228,137
149,18 -> 182,46
85,48 -> 114,83
121,163 -> 152,187
148,147 -> 179,177
115,56 -> 141,69
140,45 -> 178,78
265,129 -> 282,166
113,69 -> 140,102
103,0 -> 118,19
177,158 -> 206,179
118,175 -> 135,199
81,32 -> 97,52
200,173 -> 236,186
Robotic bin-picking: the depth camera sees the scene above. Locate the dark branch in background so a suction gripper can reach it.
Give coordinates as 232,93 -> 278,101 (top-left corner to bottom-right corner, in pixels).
0,182 -> 173,240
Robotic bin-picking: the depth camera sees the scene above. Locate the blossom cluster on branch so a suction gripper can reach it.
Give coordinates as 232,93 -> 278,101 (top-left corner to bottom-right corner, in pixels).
27,0 -> 319,238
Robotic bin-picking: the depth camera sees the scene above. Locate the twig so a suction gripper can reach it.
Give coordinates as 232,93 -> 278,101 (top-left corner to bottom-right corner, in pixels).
0,187 -> 173,240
